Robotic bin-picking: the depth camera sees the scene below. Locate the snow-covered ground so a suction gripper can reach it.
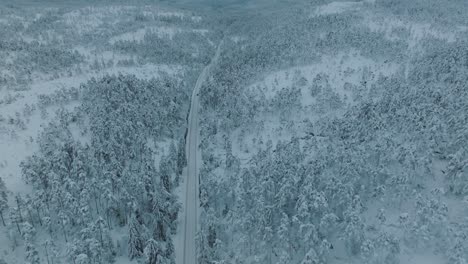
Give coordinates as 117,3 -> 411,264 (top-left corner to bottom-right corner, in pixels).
109,27 -> 209,43
249,51 -> 398,102
236,51 -> 399,156
0,3 -> 211,263
313,1 -> 364,16
0,63 -> 182,193
363,15 -> 466,49
197,1 -> 468,261
2,0 -> 468,263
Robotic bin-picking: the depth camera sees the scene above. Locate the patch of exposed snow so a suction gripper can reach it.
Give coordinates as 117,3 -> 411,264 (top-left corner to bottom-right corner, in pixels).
114,256 -> 138,264
157,11 -> 185,19
249,51 -> 398,103
364,15 -> 465,49
399,254 -> 446,264
191,16 -> 203,23
457,25 -> 468,31
230,36 -> 246,43
313,1 -> 363,16
109,27 -> 209,43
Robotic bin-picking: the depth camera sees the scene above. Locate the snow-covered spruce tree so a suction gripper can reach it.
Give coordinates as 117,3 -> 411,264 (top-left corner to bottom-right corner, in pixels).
21,221 -> 41,264
0,177 -> 8,226
75,254 -> 90,264
128,215 -> 144,259
43,240 -> 60,264
342,210 -> 365,255
175,136 -> 187,183
198,208 -> 221,264
25,241 -> 41,264
9,206 -> 22,234
144,239 -> 164,264
301,248 -> 319,264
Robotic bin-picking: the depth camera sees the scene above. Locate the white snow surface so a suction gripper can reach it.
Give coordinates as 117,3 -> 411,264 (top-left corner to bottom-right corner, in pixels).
109,27 -> 209,43
313,1 -> 364,16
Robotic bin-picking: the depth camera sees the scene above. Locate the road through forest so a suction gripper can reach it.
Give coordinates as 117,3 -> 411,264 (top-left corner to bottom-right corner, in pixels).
176,41 -> 223,264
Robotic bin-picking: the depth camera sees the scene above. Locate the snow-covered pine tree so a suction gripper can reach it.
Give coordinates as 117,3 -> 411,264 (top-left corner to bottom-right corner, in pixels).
144,239 -> 163,264
25,241 -> 41,264
128,216 -> 144,259
0,177 -> 8,226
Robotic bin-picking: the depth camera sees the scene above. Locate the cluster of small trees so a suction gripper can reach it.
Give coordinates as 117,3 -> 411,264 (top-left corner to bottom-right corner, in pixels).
0,39 -> 84,87
38,87 -> 80,109
112,30 -> 215,66
0,4 -> 212,94
1,74 -> 190,264
15,43 -> 84,75
377,0 -> 468,25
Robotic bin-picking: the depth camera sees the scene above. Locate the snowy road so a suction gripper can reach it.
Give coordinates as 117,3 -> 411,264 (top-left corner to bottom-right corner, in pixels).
176,42 -> 222,264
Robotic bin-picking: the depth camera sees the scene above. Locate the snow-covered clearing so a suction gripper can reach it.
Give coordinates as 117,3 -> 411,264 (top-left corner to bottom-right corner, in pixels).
313,1 -> 364,16
109,27 -> 209,43
249,51 -> 398,103
223,51 -> 399,170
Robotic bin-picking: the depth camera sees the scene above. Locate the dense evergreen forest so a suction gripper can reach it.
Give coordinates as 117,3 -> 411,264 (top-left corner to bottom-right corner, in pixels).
197,1 -> 468,263
0,4 -> 213,263
1,0 -> 468,264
